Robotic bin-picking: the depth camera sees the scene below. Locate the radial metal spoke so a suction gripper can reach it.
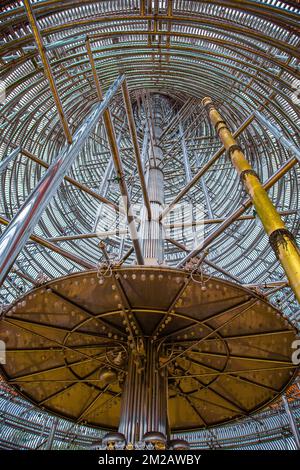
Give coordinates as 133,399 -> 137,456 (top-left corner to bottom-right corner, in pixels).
49,288 -> 125,336
169,365 -> 297,379
157,298 -> 253,342
184,350 -> 293,365
166,328 -> 294,344
159,299 -> 257,369
76,382 -> 117,423
3,315 -> 122,341
189,394 -> 245,415
8,351 -> 107,381
177,383 -> 209,427
175,363 -> 247,415
2,318 -> 125,370
37,365 -> 108,406
182,352 -> 280,393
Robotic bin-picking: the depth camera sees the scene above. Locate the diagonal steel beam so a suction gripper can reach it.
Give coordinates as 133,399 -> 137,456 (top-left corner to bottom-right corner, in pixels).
160,94 -> 275,223
203,97 -> 300,302
86,38 -> 144,265
0,147 -> 21,173
0,214 -> 95,270
0,74 -> 125,286
24,0 -> 72,144
116,246 -> 134,266
160,112 -> 255,222
121,80 -> 152,220
166,237 -> 241,283
255,110 -> 300,162
164,210 -> 297,228
177,155 -> 299,268
21,148 -> 122,214
0,139 -> 123,215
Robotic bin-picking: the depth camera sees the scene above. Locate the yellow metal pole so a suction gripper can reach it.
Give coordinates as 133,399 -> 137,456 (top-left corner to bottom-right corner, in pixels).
24,0 -> 72,144
202,97 -> 300,304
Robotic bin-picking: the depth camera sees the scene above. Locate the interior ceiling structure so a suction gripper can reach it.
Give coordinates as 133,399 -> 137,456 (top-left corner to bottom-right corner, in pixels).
0,0 -> 300,450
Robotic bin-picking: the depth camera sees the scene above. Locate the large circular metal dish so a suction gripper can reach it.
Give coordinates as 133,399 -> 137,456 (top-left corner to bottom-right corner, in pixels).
0,267 -> 298,431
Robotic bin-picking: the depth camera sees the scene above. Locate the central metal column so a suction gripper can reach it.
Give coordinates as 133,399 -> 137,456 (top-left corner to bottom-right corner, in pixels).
118,95 -> 172,446
140,95 -> 166,265
118,338 -> 168,444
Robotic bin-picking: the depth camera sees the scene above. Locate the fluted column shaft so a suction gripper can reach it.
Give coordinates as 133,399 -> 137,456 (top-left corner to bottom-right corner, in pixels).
118,339 -> 168,444
140,96 -> 169,265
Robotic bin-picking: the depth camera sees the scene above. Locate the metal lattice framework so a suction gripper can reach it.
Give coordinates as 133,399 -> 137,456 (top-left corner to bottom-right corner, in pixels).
0,0 -> 300,450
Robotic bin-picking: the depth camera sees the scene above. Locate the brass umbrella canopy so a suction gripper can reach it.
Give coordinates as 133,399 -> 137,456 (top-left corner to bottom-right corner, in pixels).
0,267 -> 298,449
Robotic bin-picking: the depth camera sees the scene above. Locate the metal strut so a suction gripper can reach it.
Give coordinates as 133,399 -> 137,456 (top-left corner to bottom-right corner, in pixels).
0,75 -> 125,286
201,97 -> 300,304
86,38 -> 144,265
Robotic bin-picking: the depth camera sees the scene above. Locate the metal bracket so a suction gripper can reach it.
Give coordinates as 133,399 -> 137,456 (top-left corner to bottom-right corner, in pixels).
240,169 -> 260,183
227,143 -> 243,158
269,228 -> 296,259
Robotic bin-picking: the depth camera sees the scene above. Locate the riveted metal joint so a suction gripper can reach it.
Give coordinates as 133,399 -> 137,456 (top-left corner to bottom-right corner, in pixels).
240,169 -> 260,183
203,102 -> 215,114
269,229 -> 296,259
227,143 -> 243,159
215,120 -> 227,136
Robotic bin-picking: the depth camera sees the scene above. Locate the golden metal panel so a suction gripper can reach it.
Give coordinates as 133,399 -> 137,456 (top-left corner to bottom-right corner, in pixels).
0,267 -> 298,431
